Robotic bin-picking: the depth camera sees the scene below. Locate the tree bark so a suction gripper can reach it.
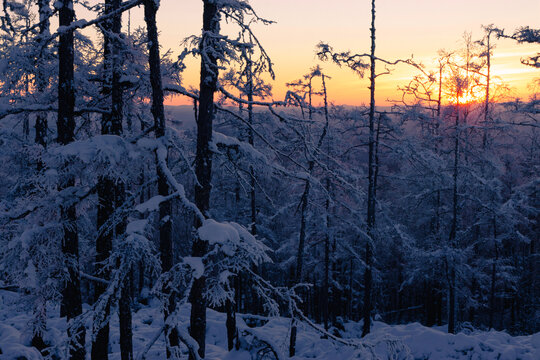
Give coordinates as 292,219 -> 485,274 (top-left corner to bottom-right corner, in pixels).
489,218 -> 498,330
92,178 -> 114,360
482,28 -> 493,149
57,0 -> 85,358
119,273 -> 133,360
447,100 -> 460,335
322,74 -> 331,332
189,1 -> 220,359
362,0 -> 377,338
143,0 -> 179,356
226,299 -> 236,351
91,0 -> 126,357
34,0 -> 49,148
290,71 -> 331,354
247,55 -> 257,237
31,0 -> 50,353
117,185 -> 132,360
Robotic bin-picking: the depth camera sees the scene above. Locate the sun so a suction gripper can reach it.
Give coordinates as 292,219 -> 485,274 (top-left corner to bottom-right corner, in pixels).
446,89 -> 485,105
444,75 -> 487,105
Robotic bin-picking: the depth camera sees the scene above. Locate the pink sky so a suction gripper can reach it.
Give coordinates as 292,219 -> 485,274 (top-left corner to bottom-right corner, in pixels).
120,0 -> 539,105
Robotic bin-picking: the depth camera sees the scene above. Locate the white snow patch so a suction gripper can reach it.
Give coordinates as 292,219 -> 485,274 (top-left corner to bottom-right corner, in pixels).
0,291 -> 537,360
135,195 -> 166,213
198,219 -> 240,246
184,257 -> 204,279
126,219 -> 148,234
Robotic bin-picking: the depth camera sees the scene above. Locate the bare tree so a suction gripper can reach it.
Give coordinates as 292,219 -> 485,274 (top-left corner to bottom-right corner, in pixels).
316,0 -> 419,336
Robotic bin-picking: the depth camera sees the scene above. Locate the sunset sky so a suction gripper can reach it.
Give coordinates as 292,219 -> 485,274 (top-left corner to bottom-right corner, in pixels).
121,0 -> 539,106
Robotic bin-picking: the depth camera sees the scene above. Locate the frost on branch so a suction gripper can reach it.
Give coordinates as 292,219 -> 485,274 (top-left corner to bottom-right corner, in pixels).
198,218 -> 271,307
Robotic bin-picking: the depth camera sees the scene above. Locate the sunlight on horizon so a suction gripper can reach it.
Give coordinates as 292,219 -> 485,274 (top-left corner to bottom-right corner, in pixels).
111,0 -> 540,107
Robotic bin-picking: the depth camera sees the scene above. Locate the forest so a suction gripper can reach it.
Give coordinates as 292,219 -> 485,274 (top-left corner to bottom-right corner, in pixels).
0,0 -> 538,359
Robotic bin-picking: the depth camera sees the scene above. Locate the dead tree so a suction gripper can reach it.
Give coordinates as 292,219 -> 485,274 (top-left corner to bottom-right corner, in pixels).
316,0 -> 419,336
362,0 -> 377,337
477,25 -> 498,148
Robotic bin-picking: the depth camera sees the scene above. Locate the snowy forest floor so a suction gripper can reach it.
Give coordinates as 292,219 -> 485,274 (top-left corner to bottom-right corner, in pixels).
1,290 -> 538,360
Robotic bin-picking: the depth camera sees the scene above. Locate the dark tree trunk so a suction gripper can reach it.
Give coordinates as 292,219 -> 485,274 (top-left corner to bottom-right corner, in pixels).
323,195 -> 330,332
447,101 -> 460,335
137,173 -> 146,300
289,180 -> 309,357
59,186 -> 85,360
247,59 -> 257,237
296,183 -> 310,285
290,71 -> 331,355
482,28 -> 493,148
143,0 -> 179,356
348,259 -> 353,320
57,0 -> 85,358
189,2 -> 220,359
34,0 -> 49,148
31,0 -> 50,353
92,178 -> 114,360
489,218 -> 498,330
437,291 -> 443,326
57,0 -> 75,146
119,275 -> 133,360
362,0 -> 377,338
448,271 -> 456,333
226,49 -> 257,351
226,300 -> 236,351
92,0 -> 126,357
116,185 -> 132,360
322,73 -> 331,333
289,323 -> 298,357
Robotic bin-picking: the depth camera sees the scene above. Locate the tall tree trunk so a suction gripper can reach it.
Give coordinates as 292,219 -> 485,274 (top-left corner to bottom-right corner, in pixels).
362,0 -> 377,338
189,2 -> 220,358
57,1 -> 85,358
34,0 -> 48,147
119,270 -> 133,360
290,71 -> 331,355
437,61 -> 442,119
447,100 -> 460,335
226,48 -> 257,350
289,178 -> 310,355
143,0 -> 179,357
322,73 -> 331,333
31,0 -> 50,354
92,178 -> 114,360
489,218 -> 498,330
482,28 -> 493,149
117,184 -> 132,360
91,0 -> 128,357
248,64 -> 257,237
226,300 -> 236,351
323,193 -> 330,331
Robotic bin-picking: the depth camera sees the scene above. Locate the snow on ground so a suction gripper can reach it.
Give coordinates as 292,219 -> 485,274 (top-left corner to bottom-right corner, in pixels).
1,290 -> 538,359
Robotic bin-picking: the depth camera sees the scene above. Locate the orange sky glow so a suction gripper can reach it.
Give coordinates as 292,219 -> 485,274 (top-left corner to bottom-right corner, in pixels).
117,0 -> 539,106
